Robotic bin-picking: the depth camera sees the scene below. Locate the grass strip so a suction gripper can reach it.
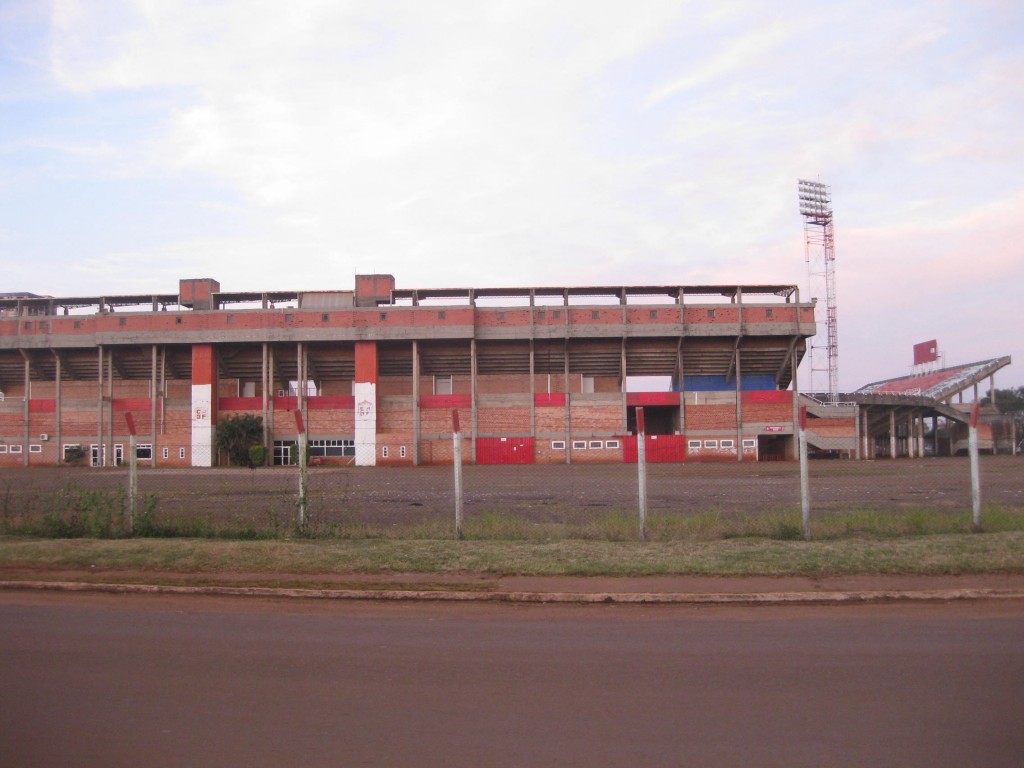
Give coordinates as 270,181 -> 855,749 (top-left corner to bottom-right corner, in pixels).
1,532 -> 1023,578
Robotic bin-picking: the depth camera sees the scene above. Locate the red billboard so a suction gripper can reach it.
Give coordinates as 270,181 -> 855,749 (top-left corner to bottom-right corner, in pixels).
913,340 -> 938,366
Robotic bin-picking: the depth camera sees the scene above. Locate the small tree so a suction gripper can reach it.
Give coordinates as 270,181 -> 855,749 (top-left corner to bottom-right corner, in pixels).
216,414 -> 265,467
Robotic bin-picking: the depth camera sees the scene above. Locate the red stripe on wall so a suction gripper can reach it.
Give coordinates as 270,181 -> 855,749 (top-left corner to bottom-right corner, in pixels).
29,399 -> 56,413
626,392 -> 681,406
308,396 -> 355,410
219,397 -> 262,411
113,398 -> 153,412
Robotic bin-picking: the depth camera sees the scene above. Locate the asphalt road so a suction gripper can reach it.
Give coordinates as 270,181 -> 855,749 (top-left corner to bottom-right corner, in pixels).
2,593 -> 1023,767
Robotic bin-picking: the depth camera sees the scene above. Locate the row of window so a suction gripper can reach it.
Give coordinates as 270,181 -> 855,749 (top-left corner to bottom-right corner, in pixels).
688,439 -> 758,449
551,440 -> 622,450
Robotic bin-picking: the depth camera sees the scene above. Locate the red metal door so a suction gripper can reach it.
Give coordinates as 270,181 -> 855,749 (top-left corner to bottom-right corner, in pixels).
622,435 -> 686,463
476,437 -> 535,464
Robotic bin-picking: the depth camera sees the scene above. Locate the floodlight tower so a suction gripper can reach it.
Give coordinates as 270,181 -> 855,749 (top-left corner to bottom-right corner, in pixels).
797,179 -> 838,402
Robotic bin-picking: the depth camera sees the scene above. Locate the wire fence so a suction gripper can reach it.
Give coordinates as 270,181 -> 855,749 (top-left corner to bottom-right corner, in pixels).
2,448 -> 1021,542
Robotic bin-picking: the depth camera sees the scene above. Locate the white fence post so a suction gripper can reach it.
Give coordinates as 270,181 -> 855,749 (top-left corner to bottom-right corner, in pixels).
799,405 -> 811,540
453,409 -> 464,539
969,403 -> 982,531
125,413 -> 137,534
637,407 -> 647,542
294,410 -> 307,530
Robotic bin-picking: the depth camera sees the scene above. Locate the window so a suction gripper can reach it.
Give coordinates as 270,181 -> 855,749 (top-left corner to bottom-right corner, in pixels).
688,440 -> 702,449
309,439 -> 356,458
39,321 -> 48,331
136,443 -> 153,459
30,444 -> 42,453
591,310 -> 600,319
704,440 -> 718,448
765,308 -> 774,319
434,376 -> 453,395
379,312 -> 388,321
720,439 -> 735,448
227,314 -> 235,323
649,310 -> 658,319
498,311 -> 506,320
382,446 -> 389,459
23,321 -> 32,330
438,311 -> 446,320
551,440 -> 566,450
179,447 -> 186,459
707,309 -> 716,319
605,439 -> 620,449
175,316 -> 183,325
552,310 -> 561,319
742,439 -> 756,448
119,317 -> 126,326
162,447 -> 169,459
399,446 -> 407,458
572,440 -> 587,450
321,313 -> 330,322
537,310 -> 546,319
74,320 -> 81,329
10,444 -> 23,454
285,314 -> 294,322
588,440 -> 603,449
0,445 -> 7,454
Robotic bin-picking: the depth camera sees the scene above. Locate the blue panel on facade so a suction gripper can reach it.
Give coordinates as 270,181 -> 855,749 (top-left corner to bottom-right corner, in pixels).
685,374 -> 778,392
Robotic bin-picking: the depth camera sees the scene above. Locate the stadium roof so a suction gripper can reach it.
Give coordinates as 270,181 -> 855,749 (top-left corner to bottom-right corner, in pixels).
855,357 -> 1012,402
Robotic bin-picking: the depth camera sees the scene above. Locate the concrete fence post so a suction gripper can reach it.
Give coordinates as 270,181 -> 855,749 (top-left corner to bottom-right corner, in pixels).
453,410 -> 464,539
969,403 -> 982,531
637,407 -> 647,543
799,405 -> 811,540
294,410 -> 307,530
125,413 -> 137,534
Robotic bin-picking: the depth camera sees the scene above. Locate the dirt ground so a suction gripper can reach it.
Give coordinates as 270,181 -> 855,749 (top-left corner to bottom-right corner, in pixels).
2,455 -> 1021,534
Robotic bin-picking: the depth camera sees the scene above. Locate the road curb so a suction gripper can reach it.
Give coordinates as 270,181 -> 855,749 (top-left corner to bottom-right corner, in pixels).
3,580 -> 1024,605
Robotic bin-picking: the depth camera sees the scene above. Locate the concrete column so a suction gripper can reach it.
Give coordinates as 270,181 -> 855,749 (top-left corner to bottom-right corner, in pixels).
564,339 -> 571,464
889,411 -> 897,459
54,352 -> 62,465
106,351 -> 114,466
266,346 -> 274,448
354,341 -> 378,466
261,343 -> 269,460
97,346 -> 104,467
22,354 -> 30,467
734,344 -> 743,462
908,413 -> 916,458
933,415 -> 939,457
470,338 -> 477,464
412,341 -> 420,466
621,337 -> 628,430
190,344 -> 216,466
150,345 -> 158,466
854,403 -> 861,460
528,339 -> 535,443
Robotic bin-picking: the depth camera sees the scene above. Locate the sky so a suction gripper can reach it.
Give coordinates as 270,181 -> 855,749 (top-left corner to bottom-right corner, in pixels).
1,0 -> 1022,392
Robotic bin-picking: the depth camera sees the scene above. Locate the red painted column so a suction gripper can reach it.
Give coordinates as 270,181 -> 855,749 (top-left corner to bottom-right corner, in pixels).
354,341 -> 378,466
191,344 -> 217,466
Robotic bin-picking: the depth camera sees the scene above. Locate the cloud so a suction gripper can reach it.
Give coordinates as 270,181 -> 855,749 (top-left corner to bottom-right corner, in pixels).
0,0 -> 1018,390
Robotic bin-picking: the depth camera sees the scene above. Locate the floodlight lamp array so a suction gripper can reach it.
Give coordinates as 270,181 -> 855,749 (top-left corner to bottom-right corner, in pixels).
797,179 -> 832,218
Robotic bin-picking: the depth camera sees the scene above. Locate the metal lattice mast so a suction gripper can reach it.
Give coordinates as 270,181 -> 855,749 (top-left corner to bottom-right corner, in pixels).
797,179 -> 838,402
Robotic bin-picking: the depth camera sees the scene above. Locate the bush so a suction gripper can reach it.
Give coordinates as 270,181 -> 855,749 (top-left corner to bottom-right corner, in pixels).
217,414 -> 265,466
248,444 -> 267,468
